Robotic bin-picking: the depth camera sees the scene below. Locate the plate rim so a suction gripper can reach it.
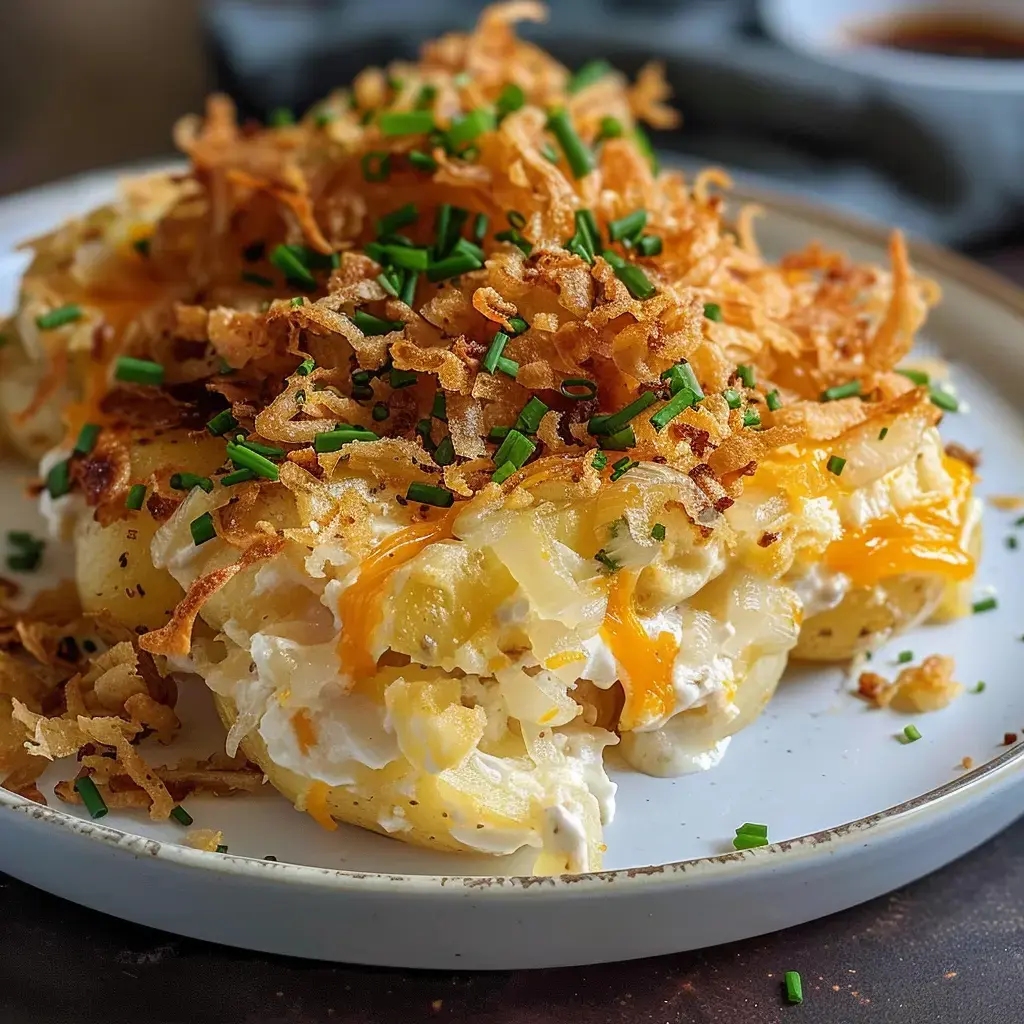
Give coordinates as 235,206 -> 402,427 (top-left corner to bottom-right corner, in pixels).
2,169 -> 1023,896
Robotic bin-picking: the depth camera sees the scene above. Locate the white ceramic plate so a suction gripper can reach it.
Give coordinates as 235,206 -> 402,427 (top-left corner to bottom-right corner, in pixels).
0,169 -> 1022,969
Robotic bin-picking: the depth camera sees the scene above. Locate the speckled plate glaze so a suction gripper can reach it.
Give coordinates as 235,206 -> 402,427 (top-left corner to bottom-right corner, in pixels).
0,169 -> 1022,969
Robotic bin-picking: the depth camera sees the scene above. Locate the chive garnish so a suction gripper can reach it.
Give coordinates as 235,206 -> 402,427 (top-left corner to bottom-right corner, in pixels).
215,845 -> 229,854
609,457 -> 638,482
590,392 -> 657,436
930,387 -> 959,412
269,244 -> 317,289
723,389 -> 743,410
492,462 -> 517,485
560,378 -> 597,400
290,296 -> 305,307
592,451 -> 608,470
488,426 -> 511,442
447,108 -> 495,148
878,426 -> 889,440
433,435 -> 455,467
170,473 -> 214,494
546,108 -> 595,178
378,110 -> 435,136
269,107 -> 294,127
389,367 -> 418,389
133,237 -> 151,257
602,250 -> 656,299
763,389 -> 782,412
205,409 -> 238,437
594,549 -> 621,572
608,210 -> 647,244
170,805 -> 194,826
361,152 -> 391,182
74,776 -> 108,819
408,150 -> 438,173
189,513 -> 216,547
732,834 -> 769,850
651,523 -> 666,541
406,481 -> 454,507
114,356 -> 164,387
45,459 -> 71,499
540,140 -> 559,163
505,316 -> 528,336
494,228 -> 532,256
313,427 -> 378,454
784,972 -> 803,1005
471,213 -> 489,246
742,407 -> 761,428
826,454 -> 846,476
416,418 -> 433,449
295,357 -> 315,376
515,397 -> 549,434
6,531 -> 45,573
494,429 -> 536,470
972,596 -> 997,614
506,210 -> 527,230
378,244 -> 430,271
36,304 -> 83,331
568,59 -> 611,94
650,388 -> 698,432
661,361 -> 703,399
633,125 -> 659,174
73,423 -> 100,456
973,681 -> 986,694
821,380 -> 862,402
495,356 -> 519,379
372,402 -> 390,422
903,724 -> 922,743
897,650 -> 913,664
496,83 -> 525,118
482,332 -> 509,374
1007,535 -> 1018,551
241,271 -> 274,288
427,252 -> 482,282
376,202 -> 418,237
220,468 -> 256,487
736,364 -> 755,388
351,311 -> 404,335
735,822 -> 768,838
225,442 -> 280,481
636,235 -> 662,257
431,391 -> 447,421
236,438 -> 285,459
598,115 -> 623,141
125,484 -> 147,510
600,426 -> 636,451
897,368 -> 929,385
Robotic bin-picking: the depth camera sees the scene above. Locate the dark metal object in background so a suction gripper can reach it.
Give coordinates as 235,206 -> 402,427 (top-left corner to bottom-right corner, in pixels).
1,814 -> 1021,1023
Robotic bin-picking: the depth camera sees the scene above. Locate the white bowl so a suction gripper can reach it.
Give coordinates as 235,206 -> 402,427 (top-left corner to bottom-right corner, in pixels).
760,0 -> 1024,92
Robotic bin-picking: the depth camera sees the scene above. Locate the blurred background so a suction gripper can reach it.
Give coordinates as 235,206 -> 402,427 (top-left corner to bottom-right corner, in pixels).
3,0 -> 1024,259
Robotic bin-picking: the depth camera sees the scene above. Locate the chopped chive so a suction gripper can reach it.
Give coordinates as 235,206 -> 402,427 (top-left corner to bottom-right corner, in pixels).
351,384 -> 374,401
447,108 -> 495,148
608,210 -> 647,244
269,244 -> 317,289
633,125 -> 659,174
492,462 -> 517,485
215,845 -> 229,854
471,213 -> 489,246
36,304 -> 83,331
609,459 -> 638,483
488,426 -> 511,442
736,364 -> 755,388
566,234 -> 594,265
784,971 -> 803,1005
372,402 -> 390,422
170,472 -> 214,494
972,681 -> 986,694
433,435 -> 455,467
723,389 -> 743,410
568,59 -> 612,94
495,356 -> 519,379
73,423 -> 100,456
427,252 -> 482,282
236,438 -> 285,459
546,107 -> 595,178
821,380 -> 862,402
661,361 -> 703,399
540,140 -> 559,163
732,833 -> 768,850
576,209 -> 601,254
133,237 -> 151,257
903,724 -> 922,743
399,269 -> 419,306
878,426 -> 889,440
241,270 -> 273,288
361,152 -> 391,182
189,513 -> 216,547
125,484 -> 147,510
635,234 -> 662,257
826,454 -> 846,476
406,481 -> 454,507
314,109 -> 335,127
590,392 -> 657,436
45,459 -> 71,499
766,390 -> 783,412
408,150 -> 438,173
225,442 -> 280,481
972,596 -> 997,614
560,378 -> 597,400
452,237 -> 485,263
414,84 -> 437,109
482,332 -> 509,375
651,523 -> 666,541
313,427 -> 378,454
735,822 -> 768,838
494,428 -> 536,470
600,426 -> 636,451
897,650 -> 913,664
220,468 -> 256,486
930,387 -> 959,413
378,110 -> 436,136
494,228 -> 532,256
597,115 -> 623,141
269,107 -> 294,127
592,451 -> 608,470
897,368 -> 930,385
602,249 -> 656,299
290,296 -> 305,307
379,244 -> 430,271
351,310 -> 405,335
170,805 -> 194,826
698,301 -> 722,323
205,409 -> 238,436
506,316 -> 529,336
1007,535 -> 1018,550
742,407 -> 762,428
515,397 -> 549,434
389,367 -> 418,389
415,418 -> 434,449
650,388 -> 698,432
496,83 -> 525,118
376,202 -> 418,237
507,210 -> 527,230
114,356 -> 164,387
594,549 -> 621,572
74,776 -> 108,819
431,391 -> 447,421
295,357 -> 315,376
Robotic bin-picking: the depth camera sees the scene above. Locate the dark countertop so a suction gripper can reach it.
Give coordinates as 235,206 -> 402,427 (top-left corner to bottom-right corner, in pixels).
2,815 -> 1022,1024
